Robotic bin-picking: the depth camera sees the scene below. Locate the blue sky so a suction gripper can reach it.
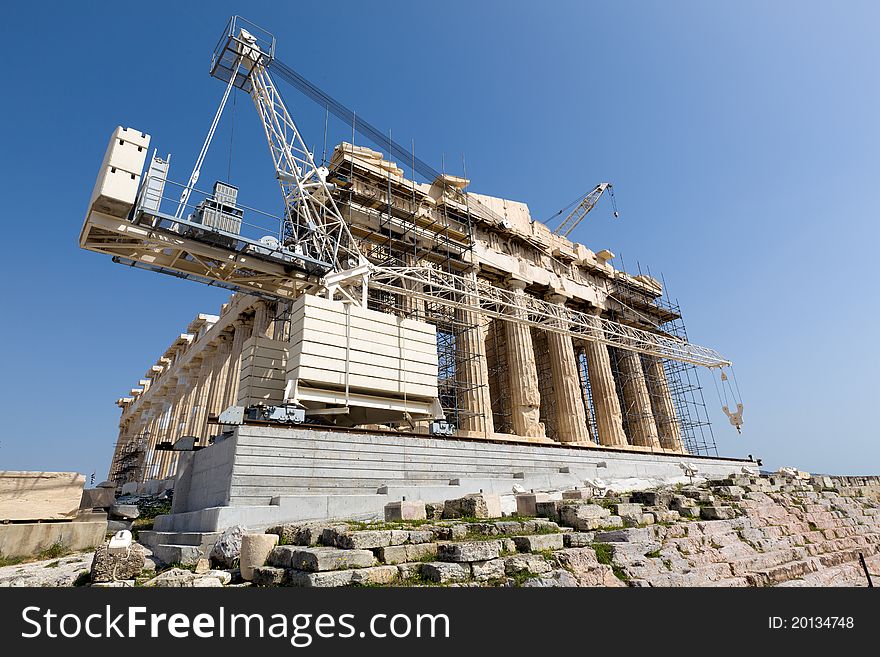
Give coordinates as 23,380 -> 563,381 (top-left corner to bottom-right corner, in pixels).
0,1 -> 877,479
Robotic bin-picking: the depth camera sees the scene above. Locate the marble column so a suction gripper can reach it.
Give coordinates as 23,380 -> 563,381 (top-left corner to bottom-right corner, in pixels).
206,331 -> 233,419
643,355 -> 685,452
503,278 -> 545,438
455,305 -> 494,437
188,347 -> 217,443
616,349 -> 661,449
583,311 -> 628,447
251,300 -> 272,339
545,294 -> 591,443
224,318 -> 252,409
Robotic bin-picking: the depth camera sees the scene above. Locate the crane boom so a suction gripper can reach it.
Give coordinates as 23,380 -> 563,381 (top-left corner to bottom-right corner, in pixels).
553,182 -> 616,238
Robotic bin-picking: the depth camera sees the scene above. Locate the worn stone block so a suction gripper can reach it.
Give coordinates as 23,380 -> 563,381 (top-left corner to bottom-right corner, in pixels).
209,525 -> 246,569
700,506 -> 737,521
471,558 -> 506,581
80,487 -> 115,511
269,546 -> 375,571
420,561 -> 471,584
438,540 -> 501,562
515,492 -> 550,517
405,530 -> 434,544
563,532 -> 595,547
350,565 -> 399,585
288,569 -> 356,587
512,533 -> 564,552
559,504 -> 611,531
90,542 -> 146,583
267,523 -> 318,546
494,521 -> 524,535
504,553 -> 553,575
443,493 -> 500,519
535,500 -> 562,520
614,503 -> 643,517
630,490 -> 674,507
562,489 -> 591,501
595,527 -> 652,543
108,504 -> 139,520
336,530 -> 393,550
431,524 -> 468,541
385,500 -> 427,522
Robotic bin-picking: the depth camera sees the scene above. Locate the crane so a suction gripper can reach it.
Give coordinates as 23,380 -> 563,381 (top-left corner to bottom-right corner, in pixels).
79,16 -> 732,370
551,182 -> 618,238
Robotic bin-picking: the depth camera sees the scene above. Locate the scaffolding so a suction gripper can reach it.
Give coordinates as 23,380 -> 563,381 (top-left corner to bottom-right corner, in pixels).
325,143 -> 489,434
109,431 -> 149,487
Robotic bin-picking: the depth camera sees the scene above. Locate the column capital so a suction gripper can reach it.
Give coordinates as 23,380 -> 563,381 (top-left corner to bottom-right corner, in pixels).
505,275 -> 529,291
545,291 -> 571,305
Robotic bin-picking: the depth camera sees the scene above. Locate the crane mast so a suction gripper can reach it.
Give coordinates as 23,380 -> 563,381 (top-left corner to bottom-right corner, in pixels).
213,21 -> 369,304
552,182 -> 617,238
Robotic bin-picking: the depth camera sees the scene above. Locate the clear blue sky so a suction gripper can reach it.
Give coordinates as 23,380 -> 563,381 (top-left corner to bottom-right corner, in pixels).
0,1 -> 877,480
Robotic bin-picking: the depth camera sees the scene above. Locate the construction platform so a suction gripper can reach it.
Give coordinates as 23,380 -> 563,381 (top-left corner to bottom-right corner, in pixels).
155,424 -> 756,533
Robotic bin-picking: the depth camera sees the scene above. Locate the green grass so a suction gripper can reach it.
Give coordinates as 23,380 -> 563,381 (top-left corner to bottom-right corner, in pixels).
44,560 -> 61,569
645,549 -> 661,559
37,541 -> 68,561
591,542 -> 614,566
0,554 -> 26,568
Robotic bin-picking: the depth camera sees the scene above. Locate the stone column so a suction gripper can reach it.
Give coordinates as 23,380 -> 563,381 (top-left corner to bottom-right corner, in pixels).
251,300 -> 272,339
616,350 -> 661,449
503,278 -> 545,438
455,306 -> 494,437
189,347 -> 217,443
643,356 -> 685,452
159,375 -> 188,479
545,294 -> 591,443
206,331 -> 233,419
224,318 -> 252,409
583,311 -> 628,447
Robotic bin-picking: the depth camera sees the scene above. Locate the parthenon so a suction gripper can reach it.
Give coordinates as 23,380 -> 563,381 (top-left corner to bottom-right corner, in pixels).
109,142 -> 709,487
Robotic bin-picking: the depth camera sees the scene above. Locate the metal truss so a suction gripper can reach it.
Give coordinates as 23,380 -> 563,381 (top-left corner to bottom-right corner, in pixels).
369,266 -> 731,368
225,27 -> 367,278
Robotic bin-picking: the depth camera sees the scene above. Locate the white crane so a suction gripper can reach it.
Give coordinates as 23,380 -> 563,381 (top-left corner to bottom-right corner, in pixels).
551,183 -> 618,238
